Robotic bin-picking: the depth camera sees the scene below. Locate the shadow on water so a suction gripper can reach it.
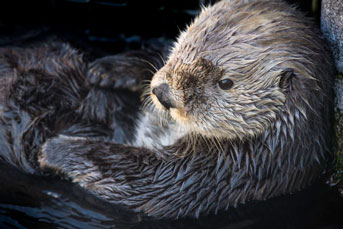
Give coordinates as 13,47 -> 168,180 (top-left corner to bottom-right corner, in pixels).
0,161 -> 342,229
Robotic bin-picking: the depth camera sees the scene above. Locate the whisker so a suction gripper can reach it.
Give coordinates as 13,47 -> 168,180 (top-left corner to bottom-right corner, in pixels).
214,136 -> 224,153
158,52 -> 166,65
200,134 -> 212,151
140,59 -> 159,73
142,68 -> 156,76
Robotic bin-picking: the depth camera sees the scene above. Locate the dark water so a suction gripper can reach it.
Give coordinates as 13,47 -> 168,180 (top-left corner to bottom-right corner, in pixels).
0,162 -> 138,228
0,161 -> 342,229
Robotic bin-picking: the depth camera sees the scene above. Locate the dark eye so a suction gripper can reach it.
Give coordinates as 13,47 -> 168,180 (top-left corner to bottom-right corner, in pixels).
218,79 -> 234,90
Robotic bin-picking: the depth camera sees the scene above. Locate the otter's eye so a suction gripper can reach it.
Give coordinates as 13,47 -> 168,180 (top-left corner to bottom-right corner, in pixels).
218,79 -> 234,90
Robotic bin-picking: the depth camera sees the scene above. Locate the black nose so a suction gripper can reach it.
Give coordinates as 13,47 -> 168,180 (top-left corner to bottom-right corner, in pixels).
152,83 -> 174,110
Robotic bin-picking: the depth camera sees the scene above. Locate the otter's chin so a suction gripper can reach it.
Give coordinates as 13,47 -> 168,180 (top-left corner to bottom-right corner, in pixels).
151,93 -> 190,125
169,108 -> 188,124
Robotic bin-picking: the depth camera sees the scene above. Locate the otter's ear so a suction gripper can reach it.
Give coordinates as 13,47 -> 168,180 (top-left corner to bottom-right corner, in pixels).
279,68 -> 295,93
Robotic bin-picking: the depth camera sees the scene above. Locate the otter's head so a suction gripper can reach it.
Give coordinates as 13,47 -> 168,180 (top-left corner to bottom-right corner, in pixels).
151,56 -> 293,140
150,0 -> 325,141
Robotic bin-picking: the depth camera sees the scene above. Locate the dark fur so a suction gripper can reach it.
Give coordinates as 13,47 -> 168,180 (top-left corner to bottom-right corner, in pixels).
0,42 -> 154,172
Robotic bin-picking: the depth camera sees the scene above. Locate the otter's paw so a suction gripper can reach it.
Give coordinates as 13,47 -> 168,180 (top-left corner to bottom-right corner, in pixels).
87,55 -> 140,90
38,135 -> 98,182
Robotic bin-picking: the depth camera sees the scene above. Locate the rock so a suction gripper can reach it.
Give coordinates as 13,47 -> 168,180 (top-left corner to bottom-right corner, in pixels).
321,0 -> 343,73
334,75 -> 343,191
321,0 -> 343,192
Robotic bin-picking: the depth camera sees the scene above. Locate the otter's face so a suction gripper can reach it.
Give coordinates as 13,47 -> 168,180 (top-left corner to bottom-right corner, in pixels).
149,0 -> 320,140
151,57 -> 289,140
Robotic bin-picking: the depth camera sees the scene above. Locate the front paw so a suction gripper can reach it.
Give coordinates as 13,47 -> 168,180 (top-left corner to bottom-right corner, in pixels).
87,50 -> 161,91
38,135 -> 93,181
88,56 -> 117,87
39,135 -> 72,174
87,55 -> 139,90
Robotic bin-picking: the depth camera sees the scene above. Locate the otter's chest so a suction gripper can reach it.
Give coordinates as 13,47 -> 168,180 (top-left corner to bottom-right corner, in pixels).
132,113 -> 187,150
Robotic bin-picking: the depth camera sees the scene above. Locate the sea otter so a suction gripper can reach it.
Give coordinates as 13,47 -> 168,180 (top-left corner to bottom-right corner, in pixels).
0,0 -> 335,219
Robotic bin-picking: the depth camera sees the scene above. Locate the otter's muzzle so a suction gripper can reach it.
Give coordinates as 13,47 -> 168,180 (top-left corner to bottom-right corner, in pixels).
152,83 -> 175,110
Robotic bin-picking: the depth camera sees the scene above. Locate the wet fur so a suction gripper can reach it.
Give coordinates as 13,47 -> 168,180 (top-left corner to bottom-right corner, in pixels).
0,0 -> 336,220
0,43 -> 147,172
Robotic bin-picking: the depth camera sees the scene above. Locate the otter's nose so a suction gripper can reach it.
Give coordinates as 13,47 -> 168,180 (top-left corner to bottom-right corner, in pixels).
152,83 -> 175,110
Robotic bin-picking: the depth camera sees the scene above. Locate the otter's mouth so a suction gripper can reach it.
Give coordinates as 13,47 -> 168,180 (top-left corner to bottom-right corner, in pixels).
150,84 -> 189,124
